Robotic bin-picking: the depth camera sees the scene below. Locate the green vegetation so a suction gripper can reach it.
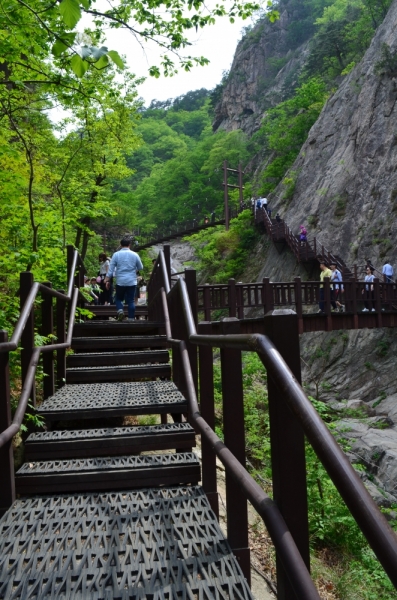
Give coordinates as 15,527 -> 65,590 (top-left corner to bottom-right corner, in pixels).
186,210 -> 259,283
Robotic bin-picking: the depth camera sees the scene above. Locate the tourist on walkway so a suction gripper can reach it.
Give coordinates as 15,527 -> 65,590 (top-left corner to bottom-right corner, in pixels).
362,266 -> 375,311
330,262 -> 344,312
318,261 -> 332,313
98,252 -> 112,305
382,260 -> 393,283
211,211 -> 216,223
276,213 -> 281,223
299,225 -> 307,246
261,197 -> 268,211
105,237 -> 143,321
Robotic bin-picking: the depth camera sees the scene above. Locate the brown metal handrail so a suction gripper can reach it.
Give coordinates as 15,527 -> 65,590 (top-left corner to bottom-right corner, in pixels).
154,248 -> 397,594
159,285 -> 321,599
0,287 -> 79,449
0,247 -> 83,446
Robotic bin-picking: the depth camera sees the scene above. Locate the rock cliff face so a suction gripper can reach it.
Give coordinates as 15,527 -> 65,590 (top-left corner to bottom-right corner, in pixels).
212,2 -> 311,135
271,0 -> 397,271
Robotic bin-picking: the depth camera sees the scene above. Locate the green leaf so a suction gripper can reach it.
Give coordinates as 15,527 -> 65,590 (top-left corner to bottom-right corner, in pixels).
59,0 -> 82,29
108,50 -> 124,69
51,32 -> 77,56
80,0 -> 89,8
70,54 -> 89,77
95,54 -> 109,69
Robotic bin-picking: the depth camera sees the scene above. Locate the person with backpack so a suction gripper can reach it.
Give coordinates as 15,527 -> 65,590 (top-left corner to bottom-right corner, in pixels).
299,225 -> 307,246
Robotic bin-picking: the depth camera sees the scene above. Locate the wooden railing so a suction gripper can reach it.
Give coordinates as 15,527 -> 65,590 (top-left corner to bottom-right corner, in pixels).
136,206 -> 245,250
148,245 -> 397,598
0,245 -> 85,515
197,277 -> 397,323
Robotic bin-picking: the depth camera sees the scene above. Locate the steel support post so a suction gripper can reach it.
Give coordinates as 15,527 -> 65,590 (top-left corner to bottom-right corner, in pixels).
0,331 -> 15,516
20,272 -> 35,407
42,282 -> 55,399
184,269 -> 198,396
224,160 -> 229,231
198,321 -> 219,518
263,309 -> 310,600
220,317 -> 250,585
56,291 -> 66,389
163,245 -> 171,286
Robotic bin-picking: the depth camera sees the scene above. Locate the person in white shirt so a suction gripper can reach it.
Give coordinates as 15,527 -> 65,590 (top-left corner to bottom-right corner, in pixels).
362,266 -> 375,311
105,237 -> 143,321
382,261 -> 393,283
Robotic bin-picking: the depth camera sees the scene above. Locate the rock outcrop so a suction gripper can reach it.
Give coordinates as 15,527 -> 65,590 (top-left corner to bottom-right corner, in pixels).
212,2 -> 311,135
271,0 -> 397,270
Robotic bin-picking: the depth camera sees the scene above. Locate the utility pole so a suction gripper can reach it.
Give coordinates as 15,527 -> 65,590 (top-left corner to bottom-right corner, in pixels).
223,161 -> 245,232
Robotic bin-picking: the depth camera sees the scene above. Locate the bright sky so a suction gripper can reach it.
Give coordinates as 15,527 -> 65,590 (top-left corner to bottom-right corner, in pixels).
100,14 -> 254,106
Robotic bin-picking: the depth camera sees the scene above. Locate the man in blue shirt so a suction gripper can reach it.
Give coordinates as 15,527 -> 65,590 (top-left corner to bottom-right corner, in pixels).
382,261 -> 394,283
105,237 -> 143,321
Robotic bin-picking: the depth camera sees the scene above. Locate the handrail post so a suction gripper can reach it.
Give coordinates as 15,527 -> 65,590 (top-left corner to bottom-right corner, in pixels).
294,277 -> 304,334
20,272 -> 36,407
67,245 -> 74,321
263,277 -> 274,314
203,284 -> 211,321
228,278 -> 236,318
163,244 -> 171,287
323,277 -> 332,331
184,269 -> 198,395
198,321 -> 219,518
220,317 -> 250,585
0,331 -> 15,516
263,310 -> 310,599
42,282 -> 55,399
56,290 -> 67,389
374,278 -> 382,327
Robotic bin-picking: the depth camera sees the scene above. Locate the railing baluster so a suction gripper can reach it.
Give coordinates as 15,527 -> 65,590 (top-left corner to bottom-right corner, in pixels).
220,317 -> 250,584
20,272 -> 35,407
264,310 -> 310,599
56,290 -> 67,389
294,278 -> 303,334
42,283 -> 55,399
0,331 -> 15,516
374,278 -> 382,327
228,278 -> 236,318
198,321 -> 219,518
184,269 -> 198,395
203,284 -> 211,321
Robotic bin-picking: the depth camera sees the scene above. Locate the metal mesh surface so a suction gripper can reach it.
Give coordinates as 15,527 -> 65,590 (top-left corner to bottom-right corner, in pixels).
17,452 -> 199,475
0,486 -> 253,599
27,423 -> 194,443
38,381 -> 186,413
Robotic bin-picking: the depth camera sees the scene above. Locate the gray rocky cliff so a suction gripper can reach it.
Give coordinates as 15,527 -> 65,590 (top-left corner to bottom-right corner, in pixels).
213,2 -> 311,136
270,0 -> 397,271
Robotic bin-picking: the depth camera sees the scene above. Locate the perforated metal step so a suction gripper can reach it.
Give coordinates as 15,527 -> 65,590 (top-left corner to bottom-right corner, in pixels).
71,335 -> 168,351
16,452 -> 201,494
66,363 -> 171,383
0,486 -> 253,600
66,349 -> 169,368
38,381 -> 186,421
25,423 -> 196,460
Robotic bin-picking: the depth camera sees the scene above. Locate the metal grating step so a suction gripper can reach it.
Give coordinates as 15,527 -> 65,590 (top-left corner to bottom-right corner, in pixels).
66,349 -> 170,368
25,423 -> 196,460
71,335 -> 168,351
66,363 -> 171,383
15,453 -> 201,494
38,381 -> 187,421
0,486 -> 253,600
72,321 -> 165,338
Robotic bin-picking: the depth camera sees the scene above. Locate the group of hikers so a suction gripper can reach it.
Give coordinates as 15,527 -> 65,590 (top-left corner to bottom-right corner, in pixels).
84,239 -> 146,321
318,259 -> 394,313
253,196 -> 281,223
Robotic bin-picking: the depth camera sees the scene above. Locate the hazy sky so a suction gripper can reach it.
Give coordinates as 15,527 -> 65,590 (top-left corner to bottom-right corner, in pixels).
101,14 -> 253,105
